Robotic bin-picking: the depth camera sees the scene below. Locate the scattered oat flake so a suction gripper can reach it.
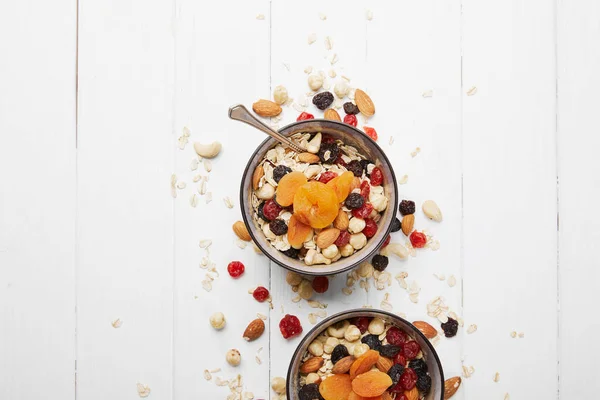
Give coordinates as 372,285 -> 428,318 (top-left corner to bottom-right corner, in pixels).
467,324 -> 477,334
205,192 -> 213,204
245,392 -> 254,399
199,239 -> 212,248
467,86 -> 478,96
111,318 -> 122,328
307,300 -> 327,309
462,365 -> 475,378
328,69 -> 336,78
304,66 -> 313,74
203,159 -> 212,172
307,33 -> 317,45
410,147 -> 421,158
433,273 -> 446,281
447,275 -> 457,287
494,372 -> 500,382
176,181 -> 186,190
256,14 -> 265,20
504,394 -> 510,400
136,383 -> 151,398
282,62 -> 290,71
223,196 -> 234,209
308,313 -> 318,325
204,370 -> 212,381
215,377 -> 229,386
255,355 -> 262,365
422,90 -> 433,98
236,239 -> 247,249
319,12 -> 326,20
257,312 -> 267,320
388,136 -> 394,145
398,175 -> 408,184
518,332 -> 525,338
342,287 -> 353,295
365,9 -> 373,20
190,158 -> 199,171
324,36 -> 333,50
190,194 -> 198,208
330,53 -> 339,65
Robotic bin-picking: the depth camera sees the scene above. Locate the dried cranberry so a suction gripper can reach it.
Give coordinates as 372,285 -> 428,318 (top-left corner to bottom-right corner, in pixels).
403,341 -> 421,360
343,114 -> 358,127
399,200 -> 416,216
371,254 -> 389,271
386,327 -> 409,346
395,394 -> 408,400
312,91 -> 334,110
363,218 -> 378,238
273,165 -> 292,183
227,261 -> 245,278
343,102 -> 359,115
318,142 -> 339,163
441,317 -> 459,338
400,368 -> 418,390
363,126 -> 378,141
393,352 -> 407,366
312,276 -> 329,293
352,317 -> 371,333
334,154 -> 347,167
360,181 -> 370,198
296,112 -> 314,121
262,199 -> 282,221
346,160 -> 364,177
352,202 -> 374,219
318,171 -> 338,184
370,166 -> 384,186
279,314 -> 303,339
252,286 -> 269,302
345,193 -> 365,209
382,235 -> 391,248
334,230 -> 350,247
269,219 -> 288,236
391,217 -> 401,233
321,135 -> 336,144
410,231 -> 427,248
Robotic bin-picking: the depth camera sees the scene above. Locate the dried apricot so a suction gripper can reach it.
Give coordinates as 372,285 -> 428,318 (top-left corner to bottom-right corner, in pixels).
319,374 -> 353,400
287,214 -> 312,248
348,392 -> 382,400
350,349 -> 380,379
381,392 -> 393,400
326,171 -> 355,203
275,171 -> 307,207
293,181 -> 339,229
351,370 -> 393,397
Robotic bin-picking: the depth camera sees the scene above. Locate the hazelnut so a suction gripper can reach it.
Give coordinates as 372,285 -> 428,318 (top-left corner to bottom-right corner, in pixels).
305,373 -> 321,385
209,312 -> 226,330
298,279 -> 314,300
340,243 -> 354,257
349,233 -> 367,250
286,271 -> 303,286
353,343 -> 370,357
369,192 -> 388,212
271,377 -> 286,394
344,325 -> 362,342
226,349 -> 241,366
322,244 -> 339,259
308,340 -> 324,356
348,217 -> 366,234
324,337 -> 340,354
368,317 -> 385,335
334,80 -> 350,98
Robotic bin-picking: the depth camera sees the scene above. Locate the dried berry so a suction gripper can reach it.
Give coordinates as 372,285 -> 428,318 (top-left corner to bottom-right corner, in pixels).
370,166 -> 384,186
363,126 -> 378,141
353,317 -> 371,334
298,383 -> 324,400
269,219 -> 288,236
410,231 -> 427,248
262,199 -> 282,221
386,327 -> 409,346
273,165 -> 292,183
317,171 -> 338,184
313,92 -> 334,110
312,276 -> 329,293
393,352 -> 407,366
387,364 -> 405,388
402,341 -> 421,360
362,218 -> 378,238
399,200 -> 416,216
360,159 -> 373,171
252,286 -> 270,302
343,102 -> 359,114
352,202 -> 374,219
321,135 -> 336,144
346,160 -> 364,177
379,344 -> 402,358
359,180 -> 370,198
409,359 -> 428,375
227,261 -> 245,278
331,344 -> 350,364
372,254 -> 389,272
399,368 -> 418,390
382,235 -> 391,247
257,202 -> 268,221
279,314 -> 303,339
318,142 -> 339,163
281,247 -> 299,259
441,317 -> 459,338
416,374 -> 432,395
334,230 -> 350,247
391,217 -> 402,233
345,193 -> 365,209
361,334 -> 382,350
297,112 -> 314,121
334,154 -> 347,167
343,114 -> 358,127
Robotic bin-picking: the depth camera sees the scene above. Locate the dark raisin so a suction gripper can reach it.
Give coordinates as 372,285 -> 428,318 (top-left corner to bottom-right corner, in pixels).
318,142 -> 339,163
391,217 -> 401,233
360,159 -> 374,173
257,202 -> 269,221
379,344 -> 402,358
273,165 -> 292,183
408,359 -> 428,375
281,247 -> 299,259
298,383 -> 324,400
399,200 -> 416,216
312,91 -> 334,110
387,364 -> 405,387
347,160 -> 364,177
361,334 -> 382,350
331,344 -> 350,364
269,219 -> 288,236
345,193 -> 365,209
416,374 -> 432,395
441,317 -> 459,338
343,102 -> 360,115
372,254 -> 389,272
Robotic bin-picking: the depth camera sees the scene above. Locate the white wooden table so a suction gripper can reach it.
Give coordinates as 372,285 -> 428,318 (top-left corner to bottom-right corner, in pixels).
1,0 -> 598,399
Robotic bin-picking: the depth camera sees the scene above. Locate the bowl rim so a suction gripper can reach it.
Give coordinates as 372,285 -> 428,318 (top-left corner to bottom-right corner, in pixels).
239,119 -> 399,277
285,308 -> 445,400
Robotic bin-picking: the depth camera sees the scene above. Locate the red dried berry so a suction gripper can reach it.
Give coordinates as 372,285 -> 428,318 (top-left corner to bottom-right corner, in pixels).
279,314 -> 303,339
363,126 -> 378,141
297,112 -> 314,121
227,261 -> 245,278
382,235 -> 391,248
360,180 -> 370,199
262,199 -> 283,221
318,171 -> 338,184
252,286 -> 270,302
312,276 -> 329,293
403,341 -> 421,360
334,154 -> 347,167
353,317 -> 371,334
386,327 -> 409,346
362,218 -> 378,238
400,368 -> 418,390
321,135 -> 336,144
352,202 -> 374,219
395,394 -> 408,400
410,231 -> 427,248
343,114 -> 357,127
393,352 -> 407,366
370,166 -> 384,186
334,230 -> 350,247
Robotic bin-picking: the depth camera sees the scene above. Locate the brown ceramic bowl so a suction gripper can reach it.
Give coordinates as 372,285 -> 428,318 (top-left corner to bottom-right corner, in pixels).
240,119 -> 398,276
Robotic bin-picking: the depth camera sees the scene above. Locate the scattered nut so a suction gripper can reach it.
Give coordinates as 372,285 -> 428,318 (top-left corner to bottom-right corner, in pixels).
286,271 -> 303,286
422,200 -> 443,222
354,89 -> 375,116
273,85 -> 289,105
233,221 -> 251,241
243,318 -> 265,341
324,108 -> 341,121
401,214 -> 415,236
209,312 -> 226,330
298,279 -> 314,300
194,141 -> 222,158
334,80 -> 350,99
226,349 -> 241,366
308,74 -> 324,91
252,99 -> 282,117
271,377 -> 286,394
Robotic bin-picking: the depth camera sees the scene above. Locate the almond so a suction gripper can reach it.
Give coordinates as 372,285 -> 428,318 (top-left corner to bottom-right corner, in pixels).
376,357 -> 393,373
233,221 -> 251,242
401,214 -> 415,236
252,99 -> 282,117
324,109 -> 341,121
252,165 -> 264,190
333,210 -> 349,231
354,89 -> 375,117
298,152 -> 320,163
413,321 -> 438,339
405,387 -> 419,400
422,199 -> 443,222
331,355 -> 355,374
316,228 -> 341,249
243,318 -> 265,341
299,357 -> 324,374
444,376 -> 462,399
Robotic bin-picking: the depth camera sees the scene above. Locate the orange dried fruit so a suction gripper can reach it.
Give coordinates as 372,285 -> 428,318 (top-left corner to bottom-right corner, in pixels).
326,171 -> 355,203
276,171 -> 307,207
381,393 -> 393,400
348,392 -> 382,400
319,374 -> 353,400
293,181 -> 339,229
350,350 -> 380,379
351,370 -> 393,398
287,214 -> 312,248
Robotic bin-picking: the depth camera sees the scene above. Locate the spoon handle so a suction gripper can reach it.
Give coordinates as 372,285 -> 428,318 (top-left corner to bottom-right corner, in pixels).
228,104 -> 305,153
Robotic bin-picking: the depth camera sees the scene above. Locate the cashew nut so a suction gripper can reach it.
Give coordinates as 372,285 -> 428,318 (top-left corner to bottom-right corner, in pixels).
306,132 -> 322,154
322,244 -> 339,259
327,320 -> 350,339
304,249 -> 331,266
304,164 -> 323,179
380,243 -> 408,260
194,141 -> 222,158
256,183 -> 275,200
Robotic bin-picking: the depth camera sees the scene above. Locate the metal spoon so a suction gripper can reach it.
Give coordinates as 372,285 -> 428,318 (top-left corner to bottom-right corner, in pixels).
228,104 -> 306,153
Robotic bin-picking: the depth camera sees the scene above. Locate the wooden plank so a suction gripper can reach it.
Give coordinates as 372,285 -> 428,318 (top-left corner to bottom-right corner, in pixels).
0,1 -> 76,398
172,1 -> 272,398
462,0 -> 558,398
557,1 -> 600,397
76,0 -> 175,398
